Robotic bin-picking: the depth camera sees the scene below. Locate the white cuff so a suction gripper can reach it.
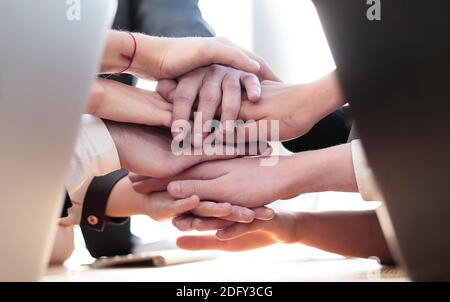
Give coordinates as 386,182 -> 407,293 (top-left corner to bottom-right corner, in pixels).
351,139 -> 384,201
66,115 -> 120,202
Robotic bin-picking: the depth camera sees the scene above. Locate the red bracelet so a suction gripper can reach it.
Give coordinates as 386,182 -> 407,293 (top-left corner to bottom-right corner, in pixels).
117,31 -> 137,74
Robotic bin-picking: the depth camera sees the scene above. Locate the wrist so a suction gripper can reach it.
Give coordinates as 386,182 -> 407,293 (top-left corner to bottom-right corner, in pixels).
101,31 -> 149,76
292,212 -> 313,243
283,143 -> 358,196
130,34 -> 166,80
105,177 -> 144,217
307,71 -> 345,124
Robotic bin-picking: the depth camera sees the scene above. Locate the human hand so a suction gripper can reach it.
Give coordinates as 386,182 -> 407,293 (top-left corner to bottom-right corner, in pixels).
236,72 -> 345,142
130,144 -> 358,209
60,175 -> 274,227
106,176 -> 273,223
176,211 -> 302,252
130,156 -> 295,208
104,121 -> 271,178
156,64 -> 276,146
87,79 -> 172,127
101,31 -> 277,81
156,64 -> 270,146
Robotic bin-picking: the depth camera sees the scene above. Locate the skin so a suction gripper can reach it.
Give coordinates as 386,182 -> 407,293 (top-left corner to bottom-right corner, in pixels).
52,177 -> 275,263
130,143 -> 358,209
104,122 -> 270,179
176,210 -> 394,264
156,71 -> 344,143
100,31 -> 278,81
236,72 -> 345,142
49,226 -> 75,265
87,79 -> 173,127
156,64 -> 270,146
105,177 -> 275,224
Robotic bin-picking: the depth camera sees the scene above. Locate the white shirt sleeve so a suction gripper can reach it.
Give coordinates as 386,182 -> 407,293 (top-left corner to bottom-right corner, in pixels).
65,115 -> 120,203
351,139 -> 384,201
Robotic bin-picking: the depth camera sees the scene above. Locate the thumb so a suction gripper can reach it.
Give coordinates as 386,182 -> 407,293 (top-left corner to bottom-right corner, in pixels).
156,79 -> 177,103
168,179 -> 218,200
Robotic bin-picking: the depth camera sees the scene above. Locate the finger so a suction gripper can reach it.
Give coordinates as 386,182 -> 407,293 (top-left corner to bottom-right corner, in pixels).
128,173 -> 148,183
177,232 -> 274,251
221,205 -> 256,223
172,69 -> 206,139
216,220 -> 268,240
208,38 -> 260,74
241,49 -> 281,82
191,202 -> 232,218
156,79 -> 177,102
151,195 -> 200,221
220,71 -> 242,136
172,215 -> 195,231
253,207 -> 275,221
177,235 -> 227,250
194,66 -> 227,146
151,109 -> 172,128
191,217 -> 235,231
240,73 -> 261,102
132,177 -> 172,194
168,179 -> 220,200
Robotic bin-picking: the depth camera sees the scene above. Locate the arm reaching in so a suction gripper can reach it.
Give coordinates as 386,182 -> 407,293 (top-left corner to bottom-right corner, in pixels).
177,210 -> 394,264
87,79 -> 173,127
100,31 -> 277,81
131,143 -> 357,208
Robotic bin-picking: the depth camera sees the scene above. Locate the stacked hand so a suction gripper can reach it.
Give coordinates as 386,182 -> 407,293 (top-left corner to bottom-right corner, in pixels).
83,30 -> 352,247
75,30 -> 283,228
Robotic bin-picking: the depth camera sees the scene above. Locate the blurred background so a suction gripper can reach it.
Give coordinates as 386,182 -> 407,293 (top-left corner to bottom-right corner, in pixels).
72,0 -> 379,261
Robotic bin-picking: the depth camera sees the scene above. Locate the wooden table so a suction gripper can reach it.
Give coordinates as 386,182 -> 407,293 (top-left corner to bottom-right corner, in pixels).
43,244 -> 408,282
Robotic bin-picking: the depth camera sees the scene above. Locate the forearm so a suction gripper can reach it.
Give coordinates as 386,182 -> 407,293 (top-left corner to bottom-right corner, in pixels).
100,31 -> 159,78
283,143 -> 358,197
49,226 -> 74,265
105,177 -> 145,218
296,210 -> 394,264
308,71 -> 346,123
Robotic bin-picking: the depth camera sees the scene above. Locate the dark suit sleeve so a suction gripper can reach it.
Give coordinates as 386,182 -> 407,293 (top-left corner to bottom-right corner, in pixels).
133,0 -> 214,37
282,107 -> 352,153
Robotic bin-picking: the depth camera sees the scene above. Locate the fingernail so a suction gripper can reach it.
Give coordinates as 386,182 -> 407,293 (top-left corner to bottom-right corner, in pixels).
170,182 -> 181,194
249,59 -> 260,71
192,218 -> 203,229
240,209 -> 256,222
250,88 -> 261,101
216,230 -> 227,239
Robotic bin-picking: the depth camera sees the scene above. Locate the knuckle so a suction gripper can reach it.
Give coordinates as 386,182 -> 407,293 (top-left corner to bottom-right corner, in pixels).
221,103 -> 239,117
199,87 -> 220,104
174,92 -> 194,104
222,75 -> 241,90
242,73 -> 258,83
208,64 -> 224,75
